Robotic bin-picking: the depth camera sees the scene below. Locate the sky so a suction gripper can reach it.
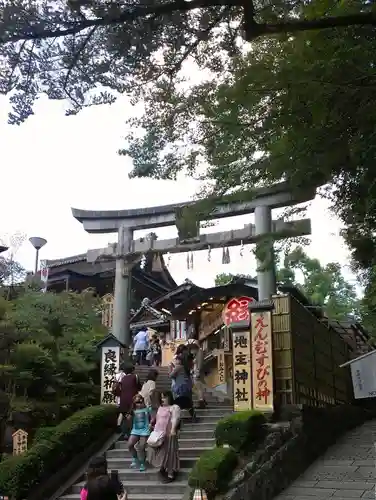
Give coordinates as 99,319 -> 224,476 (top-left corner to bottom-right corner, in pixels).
0,93 -> 357,290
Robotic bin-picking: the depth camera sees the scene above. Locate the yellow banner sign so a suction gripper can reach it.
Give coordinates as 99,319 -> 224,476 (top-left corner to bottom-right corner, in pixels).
217,350 -> 226,385
232,330 -> 252,411
251,310 -> 274,412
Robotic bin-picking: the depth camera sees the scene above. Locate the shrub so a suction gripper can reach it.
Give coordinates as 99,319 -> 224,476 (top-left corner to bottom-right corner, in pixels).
0,404 -> 117,500
33,426 -> 56,443
188,446 -> 238,496
215,409 -> 266,452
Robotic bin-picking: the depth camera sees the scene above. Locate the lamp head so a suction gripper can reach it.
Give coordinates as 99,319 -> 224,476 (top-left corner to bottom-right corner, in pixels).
29,237 -> 47,250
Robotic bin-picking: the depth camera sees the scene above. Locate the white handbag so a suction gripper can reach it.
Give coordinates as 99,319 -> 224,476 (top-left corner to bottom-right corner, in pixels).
147,430 -> 165,448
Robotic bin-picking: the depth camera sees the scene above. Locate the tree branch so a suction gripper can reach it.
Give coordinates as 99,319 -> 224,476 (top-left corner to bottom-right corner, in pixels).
1,0 -> 375,45
63,26 -> 97,100
0,0 -> 232,44
247,12 -> 376,39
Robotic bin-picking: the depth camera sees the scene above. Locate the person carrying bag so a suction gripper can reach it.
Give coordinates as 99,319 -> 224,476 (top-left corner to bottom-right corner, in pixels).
147,391 -> 181,483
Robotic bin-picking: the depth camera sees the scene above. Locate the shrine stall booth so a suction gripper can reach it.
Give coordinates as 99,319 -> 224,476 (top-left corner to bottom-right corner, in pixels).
98,271 -> 372,412
169,281 -> 259,395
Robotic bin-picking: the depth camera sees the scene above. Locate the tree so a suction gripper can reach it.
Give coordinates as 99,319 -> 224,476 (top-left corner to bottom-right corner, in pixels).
0,0 -> 375,125
0,257 -> 25,286
215,273 -> 234,286
124,0 -> 376,320
214,247 -> 359,321
277,247 -> 359,321
215,272 -> 253,286
0,233 -> 26,289
0,288 -> 107,428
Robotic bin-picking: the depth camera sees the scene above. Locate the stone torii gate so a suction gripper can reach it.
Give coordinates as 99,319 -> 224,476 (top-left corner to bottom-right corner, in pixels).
72,182 -> 316,346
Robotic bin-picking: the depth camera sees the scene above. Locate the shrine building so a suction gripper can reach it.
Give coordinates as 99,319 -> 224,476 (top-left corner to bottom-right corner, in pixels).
127,275 -> 375,408
43,252 -> 375,409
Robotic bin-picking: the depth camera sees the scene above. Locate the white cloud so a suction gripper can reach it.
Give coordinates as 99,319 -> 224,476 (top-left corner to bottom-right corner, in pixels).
0,94 -> 356,290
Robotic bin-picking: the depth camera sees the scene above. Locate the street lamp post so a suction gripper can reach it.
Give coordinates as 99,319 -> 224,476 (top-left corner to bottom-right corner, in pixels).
0,246 -> 8,254
29,237 -> 47,275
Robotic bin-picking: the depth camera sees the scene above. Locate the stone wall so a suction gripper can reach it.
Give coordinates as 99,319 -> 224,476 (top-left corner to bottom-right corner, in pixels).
223,404 -> 375,500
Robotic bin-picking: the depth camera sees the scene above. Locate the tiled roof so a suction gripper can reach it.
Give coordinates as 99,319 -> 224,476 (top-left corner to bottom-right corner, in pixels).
46,253 -> 87,267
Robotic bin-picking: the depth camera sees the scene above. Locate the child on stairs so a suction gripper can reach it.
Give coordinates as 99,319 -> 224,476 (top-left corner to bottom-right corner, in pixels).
128,394 -> 151,472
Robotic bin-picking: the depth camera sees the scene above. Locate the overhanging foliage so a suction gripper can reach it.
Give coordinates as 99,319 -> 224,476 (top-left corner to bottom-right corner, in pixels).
0,0 -> 375,125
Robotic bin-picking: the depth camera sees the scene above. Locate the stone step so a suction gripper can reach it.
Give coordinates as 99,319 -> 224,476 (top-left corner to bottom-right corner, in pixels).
180,428 -> 215,437
179,421 -> 218,431
72,479 -> 186,495
71,469 -> 191,492
115,437 -> 215,449
61,493 -> 183,500
128,495 -> 182,500
107,456 -> 198,469
195,406 -> 232,412
108,446 -> 211,459
184,409 -> 232,417
181,416 -> 224,424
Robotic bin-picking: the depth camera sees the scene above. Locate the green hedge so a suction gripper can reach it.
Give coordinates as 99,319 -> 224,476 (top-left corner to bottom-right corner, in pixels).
0,404 -> 117,500
215,409 -> 266,452
33,426 -> 56,443
188,446 -> 238,496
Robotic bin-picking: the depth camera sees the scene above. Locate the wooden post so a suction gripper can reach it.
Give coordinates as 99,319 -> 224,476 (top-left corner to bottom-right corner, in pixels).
12,429 -> 28,455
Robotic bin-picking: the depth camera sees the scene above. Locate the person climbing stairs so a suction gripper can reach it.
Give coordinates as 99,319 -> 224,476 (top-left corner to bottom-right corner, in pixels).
58,366 -> 233,500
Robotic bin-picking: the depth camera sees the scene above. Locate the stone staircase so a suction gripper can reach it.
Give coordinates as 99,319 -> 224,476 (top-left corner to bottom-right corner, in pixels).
59,366 -> 233,500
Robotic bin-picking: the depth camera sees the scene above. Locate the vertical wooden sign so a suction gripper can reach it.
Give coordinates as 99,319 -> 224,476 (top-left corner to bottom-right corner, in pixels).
251,310 -> 274,412
101,345 -> 120,405
232,330 -> 252,411
217,350 -> 226,385
223,326 -> 230,352
12,429 -> 28,455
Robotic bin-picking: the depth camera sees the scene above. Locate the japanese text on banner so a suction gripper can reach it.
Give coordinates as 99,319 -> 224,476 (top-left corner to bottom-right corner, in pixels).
101,346 -> 120,404
251,311 -> 274,412
232,331 -> 252,411
217,350 -> 226,385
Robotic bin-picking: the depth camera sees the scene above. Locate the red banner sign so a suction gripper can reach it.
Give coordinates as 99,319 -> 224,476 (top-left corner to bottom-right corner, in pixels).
222,296 -> 254,326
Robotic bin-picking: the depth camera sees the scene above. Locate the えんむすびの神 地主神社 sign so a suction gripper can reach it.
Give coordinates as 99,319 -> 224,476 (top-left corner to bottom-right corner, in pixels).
251,310 -> 274,412
233,331 -> 252,411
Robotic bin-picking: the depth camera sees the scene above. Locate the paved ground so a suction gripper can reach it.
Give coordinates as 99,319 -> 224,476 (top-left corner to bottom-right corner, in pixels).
275,419 -> 376,500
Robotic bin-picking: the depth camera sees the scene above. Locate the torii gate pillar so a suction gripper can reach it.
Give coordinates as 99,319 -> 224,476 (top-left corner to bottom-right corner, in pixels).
255,205 -> 277,301
112,227 -> 133,347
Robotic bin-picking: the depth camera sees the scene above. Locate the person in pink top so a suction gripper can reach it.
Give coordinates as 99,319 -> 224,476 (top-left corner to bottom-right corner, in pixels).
147,391 -> 181,483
